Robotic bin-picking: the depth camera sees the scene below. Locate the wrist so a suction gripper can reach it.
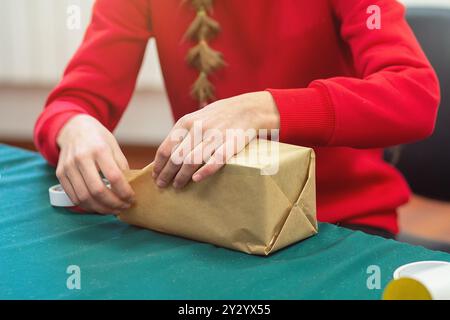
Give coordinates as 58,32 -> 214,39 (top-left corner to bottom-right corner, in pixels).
249,91 -> 280,131
56,117 -> 75,148
56,114 -> 88,148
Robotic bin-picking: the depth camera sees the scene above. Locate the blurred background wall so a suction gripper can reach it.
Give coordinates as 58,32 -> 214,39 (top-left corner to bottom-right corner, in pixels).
0,0 -> 172,145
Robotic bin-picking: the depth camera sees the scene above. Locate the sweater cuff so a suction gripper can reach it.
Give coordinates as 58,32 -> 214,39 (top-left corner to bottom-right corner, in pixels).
266,86 -> 335,146
34,100 -> 89,166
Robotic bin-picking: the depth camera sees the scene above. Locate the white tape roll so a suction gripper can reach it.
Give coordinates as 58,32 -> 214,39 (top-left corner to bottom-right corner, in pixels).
49,179 -> 111,207
49,184 -> 74,207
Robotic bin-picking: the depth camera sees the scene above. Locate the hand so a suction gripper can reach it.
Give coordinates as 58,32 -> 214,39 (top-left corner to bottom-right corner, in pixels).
56,114 -> 135,214
153,91 -> 280,189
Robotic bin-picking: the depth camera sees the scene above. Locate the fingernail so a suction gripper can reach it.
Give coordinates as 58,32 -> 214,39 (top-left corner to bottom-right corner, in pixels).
172,181 -> 180,189
156,179 -> 167,188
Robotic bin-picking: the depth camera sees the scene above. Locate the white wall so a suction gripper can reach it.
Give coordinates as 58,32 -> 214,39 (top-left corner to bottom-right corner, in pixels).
0,0 -> 171,145
403,0 -> 450,7
0,0 -> 449,145
0,0 -> 165,90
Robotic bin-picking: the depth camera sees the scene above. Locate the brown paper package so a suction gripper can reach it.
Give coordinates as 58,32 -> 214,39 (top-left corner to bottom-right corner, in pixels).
118,140 -> 318,255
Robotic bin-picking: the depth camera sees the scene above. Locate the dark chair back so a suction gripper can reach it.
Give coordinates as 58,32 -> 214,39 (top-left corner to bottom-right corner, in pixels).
393,7 -> 450,201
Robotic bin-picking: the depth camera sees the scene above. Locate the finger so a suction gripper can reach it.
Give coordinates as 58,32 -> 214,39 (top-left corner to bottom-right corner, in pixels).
82,197 -> 121,215
56,150 -> 80,205
56,166 -> 80,206
153,122 -> 189,178
112,145 -> 130,171
172,147 -> 204,189
96,150 -> 135,203
67,160 -> 120,215
192,138 -> 240,182
172,137 -> 217,189
65,163 -> 101,212
195,131 -> 256,182
156,128 -> 199,188
81,198 -> 120,215
77,157 -> 130,211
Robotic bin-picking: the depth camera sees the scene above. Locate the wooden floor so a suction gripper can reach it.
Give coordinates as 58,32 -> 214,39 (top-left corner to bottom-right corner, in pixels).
399,195 -> 450,243
4,140 -> 450,246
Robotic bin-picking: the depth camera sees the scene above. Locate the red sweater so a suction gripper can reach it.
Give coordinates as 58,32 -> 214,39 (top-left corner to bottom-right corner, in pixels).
34,0 -> 440,234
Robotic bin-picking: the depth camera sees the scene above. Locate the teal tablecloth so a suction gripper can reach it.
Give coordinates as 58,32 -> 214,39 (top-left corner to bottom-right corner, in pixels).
0,144 -> 449,299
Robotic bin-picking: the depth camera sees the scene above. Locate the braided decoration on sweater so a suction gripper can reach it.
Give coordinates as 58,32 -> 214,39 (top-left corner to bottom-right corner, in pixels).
185,0 -> 225,107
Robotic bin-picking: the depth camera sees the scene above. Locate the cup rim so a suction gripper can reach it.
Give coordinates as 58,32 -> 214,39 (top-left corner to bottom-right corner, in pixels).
393,260 -> 450,279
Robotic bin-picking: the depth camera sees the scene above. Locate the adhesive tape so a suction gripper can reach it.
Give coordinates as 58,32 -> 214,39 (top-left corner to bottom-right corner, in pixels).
49,179 -> 111,207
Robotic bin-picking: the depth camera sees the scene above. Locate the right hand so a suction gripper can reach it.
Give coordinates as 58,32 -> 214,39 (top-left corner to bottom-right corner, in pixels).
56,114 -> 135,215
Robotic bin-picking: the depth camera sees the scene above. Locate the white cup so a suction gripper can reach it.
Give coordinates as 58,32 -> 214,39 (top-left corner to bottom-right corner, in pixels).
388,261 -> 450,300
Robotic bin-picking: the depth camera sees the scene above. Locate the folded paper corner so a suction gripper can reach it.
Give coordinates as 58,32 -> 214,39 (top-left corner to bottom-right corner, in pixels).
265,152 -> 317,255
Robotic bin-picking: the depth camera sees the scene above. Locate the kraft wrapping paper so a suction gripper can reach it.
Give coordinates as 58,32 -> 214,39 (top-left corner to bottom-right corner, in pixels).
118,140 -> 318,255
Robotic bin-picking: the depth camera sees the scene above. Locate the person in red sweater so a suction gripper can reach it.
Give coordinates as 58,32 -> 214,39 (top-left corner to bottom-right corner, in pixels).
34,0 -> 440,238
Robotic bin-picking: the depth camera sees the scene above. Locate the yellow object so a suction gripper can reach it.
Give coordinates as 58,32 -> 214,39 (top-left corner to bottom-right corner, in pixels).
383,278 -> 433,300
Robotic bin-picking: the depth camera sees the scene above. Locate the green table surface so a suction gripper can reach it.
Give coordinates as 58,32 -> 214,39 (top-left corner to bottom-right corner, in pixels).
0,144 -> 449,300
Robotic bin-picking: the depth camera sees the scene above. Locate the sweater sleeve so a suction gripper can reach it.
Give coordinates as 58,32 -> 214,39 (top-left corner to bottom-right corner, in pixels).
34,0 -> 152,165
267,0 -> 440,148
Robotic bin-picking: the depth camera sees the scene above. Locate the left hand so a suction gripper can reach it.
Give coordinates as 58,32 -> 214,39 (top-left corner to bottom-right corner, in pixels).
152,91 -> 280,189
